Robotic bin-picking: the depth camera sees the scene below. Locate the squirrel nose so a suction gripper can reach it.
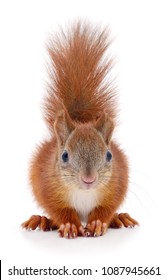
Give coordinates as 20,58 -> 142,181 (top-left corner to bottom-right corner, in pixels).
81,175 -> 96,184
80,169 -> 98,188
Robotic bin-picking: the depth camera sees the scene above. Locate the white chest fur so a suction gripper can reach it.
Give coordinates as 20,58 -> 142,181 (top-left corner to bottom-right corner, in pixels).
69,188 -> 100,222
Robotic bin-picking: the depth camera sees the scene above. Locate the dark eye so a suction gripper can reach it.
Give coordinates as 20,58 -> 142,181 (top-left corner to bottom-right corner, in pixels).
62,151 -> 69,162
106,151 -> 112,162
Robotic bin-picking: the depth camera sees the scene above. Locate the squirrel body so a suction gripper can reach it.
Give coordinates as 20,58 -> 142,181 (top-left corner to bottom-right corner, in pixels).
22,21 -> 138,237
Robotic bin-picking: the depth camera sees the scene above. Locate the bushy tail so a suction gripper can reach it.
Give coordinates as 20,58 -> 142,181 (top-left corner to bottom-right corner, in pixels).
44,21 -> 116,131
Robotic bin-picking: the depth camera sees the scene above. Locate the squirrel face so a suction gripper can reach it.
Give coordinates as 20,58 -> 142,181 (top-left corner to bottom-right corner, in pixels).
54,111 -> 114,190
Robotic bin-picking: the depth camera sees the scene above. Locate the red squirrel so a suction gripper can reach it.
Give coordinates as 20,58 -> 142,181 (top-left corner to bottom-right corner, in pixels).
22,21 -> 138,238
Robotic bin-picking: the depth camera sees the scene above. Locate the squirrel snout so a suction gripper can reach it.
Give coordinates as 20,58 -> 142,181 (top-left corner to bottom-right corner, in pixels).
81,175 -> 96,185
79,170 -> 98,189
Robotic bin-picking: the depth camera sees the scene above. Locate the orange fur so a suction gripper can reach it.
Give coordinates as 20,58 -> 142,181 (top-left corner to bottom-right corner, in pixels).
44,21 -> 116,131
22,21 -> 138,238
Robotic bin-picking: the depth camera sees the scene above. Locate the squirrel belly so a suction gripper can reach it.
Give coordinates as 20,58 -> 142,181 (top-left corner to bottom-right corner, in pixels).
22,21 -> 138,238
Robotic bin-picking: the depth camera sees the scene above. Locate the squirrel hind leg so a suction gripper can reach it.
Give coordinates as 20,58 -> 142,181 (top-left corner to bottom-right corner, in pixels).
21,215 -> 58,231
110,213 -> 139,229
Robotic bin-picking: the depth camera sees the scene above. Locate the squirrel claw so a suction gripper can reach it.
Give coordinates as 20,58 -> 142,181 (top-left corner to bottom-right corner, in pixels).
85,220 -> 107,237
58,223 -> 84,238
86,231 -> 90,237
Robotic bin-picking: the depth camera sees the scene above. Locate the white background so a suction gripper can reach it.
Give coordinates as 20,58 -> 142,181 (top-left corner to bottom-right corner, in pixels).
0,0 -> 168,279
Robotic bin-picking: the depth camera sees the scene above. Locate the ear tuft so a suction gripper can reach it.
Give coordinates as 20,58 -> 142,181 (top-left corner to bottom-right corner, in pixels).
54,110 -> 75,145
95,113 -> 114,144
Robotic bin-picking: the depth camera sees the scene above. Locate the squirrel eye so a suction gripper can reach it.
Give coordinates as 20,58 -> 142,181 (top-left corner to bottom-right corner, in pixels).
62,151 -> 69,162
106,151 -> 112,162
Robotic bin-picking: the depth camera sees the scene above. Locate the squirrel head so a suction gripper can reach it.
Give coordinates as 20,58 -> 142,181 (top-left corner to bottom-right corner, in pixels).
54,110 -> 114,190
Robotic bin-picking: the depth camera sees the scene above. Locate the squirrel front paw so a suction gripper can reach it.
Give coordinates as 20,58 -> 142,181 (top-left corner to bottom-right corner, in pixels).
58,223 -> 85,238
85,220 -> 107,237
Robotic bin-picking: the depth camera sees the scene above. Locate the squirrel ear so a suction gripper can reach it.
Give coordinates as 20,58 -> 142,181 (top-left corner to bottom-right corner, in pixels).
95,113 -> 114,144
54,110 -> 75,145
